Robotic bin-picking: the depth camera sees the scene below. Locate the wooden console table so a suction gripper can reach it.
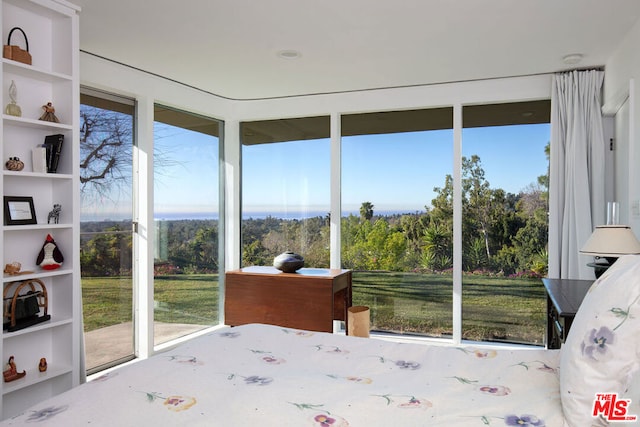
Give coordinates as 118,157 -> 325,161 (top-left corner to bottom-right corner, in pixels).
225,266 -> 352,332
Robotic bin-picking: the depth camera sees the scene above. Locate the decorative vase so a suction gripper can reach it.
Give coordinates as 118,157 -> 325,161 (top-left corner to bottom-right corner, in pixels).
5,157 -> 24,171
4,80 -> 22,117
273,251 -> 304,273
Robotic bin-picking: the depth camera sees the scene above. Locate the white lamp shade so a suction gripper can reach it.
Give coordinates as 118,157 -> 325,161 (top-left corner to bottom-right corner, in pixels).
580,225 -> 640,257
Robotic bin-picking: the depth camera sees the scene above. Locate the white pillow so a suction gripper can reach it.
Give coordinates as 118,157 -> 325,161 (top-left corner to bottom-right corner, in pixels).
560,255 -> 640,427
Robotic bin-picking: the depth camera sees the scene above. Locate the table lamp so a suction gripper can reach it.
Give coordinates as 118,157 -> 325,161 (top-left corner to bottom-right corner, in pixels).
580,225 -> 640,277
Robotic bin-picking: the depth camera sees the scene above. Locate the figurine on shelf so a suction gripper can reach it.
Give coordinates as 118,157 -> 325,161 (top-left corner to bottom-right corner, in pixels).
3,261 -> 33,276
36,234 -> 64,270
4,80 -> 22,117
3,356 -> 26,382
38,358 -> 47,372
5,156 -> 24,171
47,204 -> 61,224
39,102 -> 59,123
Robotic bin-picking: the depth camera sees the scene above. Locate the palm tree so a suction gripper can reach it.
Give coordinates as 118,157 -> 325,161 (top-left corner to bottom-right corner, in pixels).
359,202 -> 374,222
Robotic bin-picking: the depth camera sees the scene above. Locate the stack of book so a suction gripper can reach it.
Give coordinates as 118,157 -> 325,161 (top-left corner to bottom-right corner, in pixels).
32,134 -> 64,173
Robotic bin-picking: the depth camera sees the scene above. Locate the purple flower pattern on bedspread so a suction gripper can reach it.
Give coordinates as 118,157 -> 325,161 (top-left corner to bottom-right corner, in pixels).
0,324 -> 564,426
581,326 -> 615,361
374,355 -> 421,370
504,414 -> 545,426
25,406 -> 69,422
478,385 -> 511,396
291,402 -> 350,426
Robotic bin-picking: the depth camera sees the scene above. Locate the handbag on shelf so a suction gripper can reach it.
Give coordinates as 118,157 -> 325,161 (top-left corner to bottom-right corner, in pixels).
3,279 -> 49,332
3,27 -> 32,65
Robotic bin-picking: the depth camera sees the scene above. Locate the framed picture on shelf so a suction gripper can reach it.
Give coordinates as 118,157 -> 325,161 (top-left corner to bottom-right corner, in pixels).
4,196 -> 37,225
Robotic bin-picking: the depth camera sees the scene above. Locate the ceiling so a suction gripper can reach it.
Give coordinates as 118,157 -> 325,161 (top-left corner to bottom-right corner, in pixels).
73,0 -> 640,101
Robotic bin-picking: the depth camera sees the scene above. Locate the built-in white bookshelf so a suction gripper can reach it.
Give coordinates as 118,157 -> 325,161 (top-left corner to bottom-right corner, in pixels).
0,0 -> 79,419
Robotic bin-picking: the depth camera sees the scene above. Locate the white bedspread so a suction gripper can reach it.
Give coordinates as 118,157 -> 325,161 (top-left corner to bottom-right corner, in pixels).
1,323 -> 566,426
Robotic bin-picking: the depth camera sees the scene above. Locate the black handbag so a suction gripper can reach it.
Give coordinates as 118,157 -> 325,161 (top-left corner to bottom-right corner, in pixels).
3,279 -> 50,331
13,291 -> 39,320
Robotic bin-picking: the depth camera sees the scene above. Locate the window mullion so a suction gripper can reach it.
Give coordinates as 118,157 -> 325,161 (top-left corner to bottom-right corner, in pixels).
452,103 -> 463,344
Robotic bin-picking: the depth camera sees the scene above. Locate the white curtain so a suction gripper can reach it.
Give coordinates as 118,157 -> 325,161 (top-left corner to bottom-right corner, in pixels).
549,70 -> 606,279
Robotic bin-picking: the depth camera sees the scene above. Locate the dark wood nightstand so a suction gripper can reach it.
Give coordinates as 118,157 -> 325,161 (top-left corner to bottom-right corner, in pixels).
542,278 -> 593,349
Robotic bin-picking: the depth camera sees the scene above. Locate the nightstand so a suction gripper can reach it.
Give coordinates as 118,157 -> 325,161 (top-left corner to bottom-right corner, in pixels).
542,278 -> 593,349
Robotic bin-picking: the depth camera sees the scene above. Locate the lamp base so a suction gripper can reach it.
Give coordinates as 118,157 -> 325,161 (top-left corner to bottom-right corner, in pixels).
587,257 -> 618,278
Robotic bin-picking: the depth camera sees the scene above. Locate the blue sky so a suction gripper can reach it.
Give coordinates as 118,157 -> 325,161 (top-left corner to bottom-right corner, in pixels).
243,123 -> 550,217
153,125 -> 219,219
81,122 -> 550,221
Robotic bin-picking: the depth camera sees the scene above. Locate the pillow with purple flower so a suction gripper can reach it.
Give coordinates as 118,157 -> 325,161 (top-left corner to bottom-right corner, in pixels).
560,255 -> 640,427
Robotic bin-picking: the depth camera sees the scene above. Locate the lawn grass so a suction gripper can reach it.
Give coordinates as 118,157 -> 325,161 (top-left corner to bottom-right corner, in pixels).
352,271 -> 545,345
81,271 -> 545,345
81,275 -> 219,331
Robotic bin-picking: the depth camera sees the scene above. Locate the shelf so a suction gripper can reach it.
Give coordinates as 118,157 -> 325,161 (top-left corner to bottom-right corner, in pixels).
2,115 -> 73,131
3,315 -> 73,339
3,223 -> 73,231
3,171 -> 73,180
3,267 -> 72,283
2,60 -> 73,83
2,363 -> 72,395
0,0 -> 80,418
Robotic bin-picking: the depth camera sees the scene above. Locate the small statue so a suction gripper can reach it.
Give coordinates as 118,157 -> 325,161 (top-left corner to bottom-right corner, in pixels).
4,80 -> 22,117
3,356 -> 26,382
39,102 -> 59,123
47,204 -> 61,224
38,358 -> 47,372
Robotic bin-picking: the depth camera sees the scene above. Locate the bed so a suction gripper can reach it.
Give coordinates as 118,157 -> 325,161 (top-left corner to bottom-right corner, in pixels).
3,255 -> 640,427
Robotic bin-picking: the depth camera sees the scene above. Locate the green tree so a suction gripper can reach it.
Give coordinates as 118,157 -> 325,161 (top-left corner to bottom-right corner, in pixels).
399,213 -> 430,267
189,226 -> 218,272
430,152 -> 548,274
462,155 -> 494,264
360,201 -> 374,222
421,223 -> 452,271
80,225 -> 132,276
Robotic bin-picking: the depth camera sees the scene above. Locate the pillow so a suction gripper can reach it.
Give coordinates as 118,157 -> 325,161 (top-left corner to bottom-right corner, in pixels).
560,255 -> 640,427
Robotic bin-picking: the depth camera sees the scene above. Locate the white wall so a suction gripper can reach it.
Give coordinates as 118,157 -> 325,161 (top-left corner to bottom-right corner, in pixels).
605,17 -> 640,235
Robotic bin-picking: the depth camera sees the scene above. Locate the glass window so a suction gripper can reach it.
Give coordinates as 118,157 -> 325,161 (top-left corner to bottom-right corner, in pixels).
80,89 -> 135,374
341,108 -> 454,337
241,116 -> 330,268
153,105 -> 223,346
461,101 -> 550,345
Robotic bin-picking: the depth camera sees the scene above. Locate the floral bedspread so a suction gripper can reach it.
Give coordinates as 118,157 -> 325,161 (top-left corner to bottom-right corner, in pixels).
1,323 -> 566,426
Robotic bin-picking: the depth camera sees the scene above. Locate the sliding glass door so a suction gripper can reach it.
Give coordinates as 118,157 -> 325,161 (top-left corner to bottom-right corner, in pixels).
80,89 -> 135,374
338,103 -> 550,344
153,105 -> 223,346
461,101 -> 550,344
341,108 -> 454,337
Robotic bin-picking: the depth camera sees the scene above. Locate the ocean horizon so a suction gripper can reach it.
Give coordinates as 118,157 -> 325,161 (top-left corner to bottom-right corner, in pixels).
80,209 -> 427,223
